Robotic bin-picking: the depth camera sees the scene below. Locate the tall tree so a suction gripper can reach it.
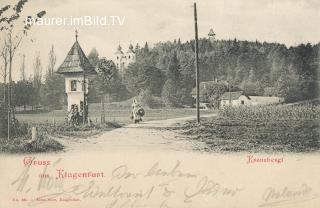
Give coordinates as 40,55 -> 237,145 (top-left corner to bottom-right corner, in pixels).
20,54 -> 26,81
87,48 -> 99,68
47,45 -> 56,77
0,40 -> 8,102
32,52 -> 42,108
95,58 -> 120,122
161,52 -> 182,107
0,0 -> 46,139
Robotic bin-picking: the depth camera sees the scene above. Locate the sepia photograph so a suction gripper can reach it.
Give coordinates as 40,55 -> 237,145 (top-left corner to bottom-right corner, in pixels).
0,0 -> 319,207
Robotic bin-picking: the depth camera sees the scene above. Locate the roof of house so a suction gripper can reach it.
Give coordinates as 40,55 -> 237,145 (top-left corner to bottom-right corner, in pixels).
220,91 -> 250,100
57,40 -> 96,74
208,29 -> 215,36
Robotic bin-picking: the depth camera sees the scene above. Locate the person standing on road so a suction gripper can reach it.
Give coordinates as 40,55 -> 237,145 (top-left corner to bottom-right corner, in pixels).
131,98 -> 144,123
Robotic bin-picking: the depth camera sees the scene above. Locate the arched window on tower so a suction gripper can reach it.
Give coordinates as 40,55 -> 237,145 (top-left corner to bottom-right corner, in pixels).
117,56 -> 119,60
128,55 -> 131,59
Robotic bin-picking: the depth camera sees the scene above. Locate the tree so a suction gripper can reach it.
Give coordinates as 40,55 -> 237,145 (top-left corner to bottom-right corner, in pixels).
0,40 -> 8,103
87,48 -> 99,67
20,54 -> 26,81
95,58 -> 121,122
0,0 -> 46,139
32,52 -> 42,108
161,52 -> 182,107
202,82 -> 227,108
144,42 -> 149,53
47,45 -> 56,77
41,74 -> 64,109
123,60 -> 165,96
12,80 -> 33,111
275,72 -> 302,102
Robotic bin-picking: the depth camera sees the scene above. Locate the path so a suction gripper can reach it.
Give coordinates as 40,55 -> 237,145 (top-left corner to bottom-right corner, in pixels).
58,114 -> 216,153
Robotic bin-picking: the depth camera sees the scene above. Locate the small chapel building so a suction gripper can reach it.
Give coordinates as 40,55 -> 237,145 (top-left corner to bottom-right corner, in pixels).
57,32 -> 96,120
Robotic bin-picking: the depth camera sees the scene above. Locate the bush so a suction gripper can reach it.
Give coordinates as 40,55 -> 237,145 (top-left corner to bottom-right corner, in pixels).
139,89 -> 164,108
0,135 -> 63,153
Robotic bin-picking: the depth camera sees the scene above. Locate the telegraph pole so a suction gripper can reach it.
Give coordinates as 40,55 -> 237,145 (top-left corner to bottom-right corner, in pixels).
194,2 -> 200,124
76,30 -> 86,125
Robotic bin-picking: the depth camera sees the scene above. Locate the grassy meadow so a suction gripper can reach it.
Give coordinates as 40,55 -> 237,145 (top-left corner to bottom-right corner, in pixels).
16,103 -> 214,125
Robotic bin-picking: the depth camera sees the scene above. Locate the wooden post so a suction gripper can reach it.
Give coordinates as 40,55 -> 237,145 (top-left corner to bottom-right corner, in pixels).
229,82 -> 231,106
52,110 -> 55,126
31,127 -> 37,141
194,2 -> 200,124
100,96 -> 105,123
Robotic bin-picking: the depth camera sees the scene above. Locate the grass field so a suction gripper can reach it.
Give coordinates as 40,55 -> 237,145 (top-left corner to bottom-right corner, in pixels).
181,104 -> 320,153
16,103 -> 213,125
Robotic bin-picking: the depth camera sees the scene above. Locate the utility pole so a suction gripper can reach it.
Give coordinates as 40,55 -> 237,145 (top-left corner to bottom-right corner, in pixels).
76,30 -> 86,125
229,81 -> 231,106
83,69 -> 86,125
194,2 -> 200,124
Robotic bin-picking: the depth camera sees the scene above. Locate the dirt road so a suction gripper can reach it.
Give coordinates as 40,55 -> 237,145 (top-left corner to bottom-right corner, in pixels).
58,114 -> 216,153
1,113 -> 320,208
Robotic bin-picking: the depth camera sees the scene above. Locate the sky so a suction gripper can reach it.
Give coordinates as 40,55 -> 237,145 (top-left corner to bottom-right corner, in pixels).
0,0 -> 319,81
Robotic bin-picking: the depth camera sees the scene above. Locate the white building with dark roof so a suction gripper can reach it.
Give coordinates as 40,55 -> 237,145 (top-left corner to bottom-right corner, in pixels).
57,32 -> 96,112
220,91 -> 284,108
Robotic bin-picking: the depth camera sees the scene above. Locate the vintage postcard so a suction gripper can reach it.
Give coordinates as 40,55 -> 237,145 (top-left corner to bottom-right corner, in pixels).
0,0 -> 319,207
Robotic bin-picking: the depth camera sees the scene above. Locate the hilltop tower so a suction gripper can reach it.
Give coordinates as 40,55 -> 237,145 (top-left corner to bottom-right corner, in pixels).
208,28 -> 216,42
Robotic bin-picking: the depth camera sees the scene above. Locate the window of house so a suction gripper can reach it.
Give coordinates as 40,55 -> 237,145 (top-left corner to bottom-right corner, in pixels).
241,100 -> 244,104
128,55 -> 131,59
71,80 -> 77,91
117,56 -> 119,60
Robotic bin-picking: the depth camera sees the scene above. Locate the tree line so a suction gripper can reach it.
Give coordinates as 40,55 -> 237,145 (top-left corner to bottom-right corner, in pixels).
117,38 -> 319,106
0,45 -> 65,112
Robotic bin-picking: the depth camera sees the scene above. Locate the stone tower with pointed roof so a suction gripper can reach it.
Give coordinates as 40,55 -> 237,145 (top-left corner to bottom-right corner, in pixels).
114,44 -> 135,75
57,31 -> 96,118
208,28 -> 216,42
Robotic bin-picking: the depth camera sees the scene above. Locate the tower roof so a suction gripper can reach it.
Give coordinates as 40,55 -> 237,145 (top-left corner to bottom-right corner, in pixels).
126,44 -> 135,53
208,28 -> 215,37
57,40 -> 96,74
115,45 -> 124,55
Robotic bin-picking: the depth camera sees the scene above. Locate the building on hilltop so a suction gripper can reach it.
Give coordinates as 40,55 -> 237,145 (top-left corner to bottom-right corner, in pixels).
208,28 -> 216,42
113,44 -> 136,75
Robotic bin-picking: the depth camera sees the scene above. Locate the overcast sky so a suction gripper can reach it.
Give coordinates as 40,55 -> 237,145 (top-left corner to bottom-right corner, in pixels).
1,0 -> 319,80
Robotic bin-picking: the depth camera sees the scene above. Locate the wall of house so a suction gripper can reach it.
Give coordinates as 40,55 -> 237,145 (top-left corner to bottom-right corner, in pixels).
67,92 -> 84,111
250,96 -> 284,105
220,95 -> 284,108
114,52 -> 135,75
64,74 -> 89,111
220,95 -> 251,108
